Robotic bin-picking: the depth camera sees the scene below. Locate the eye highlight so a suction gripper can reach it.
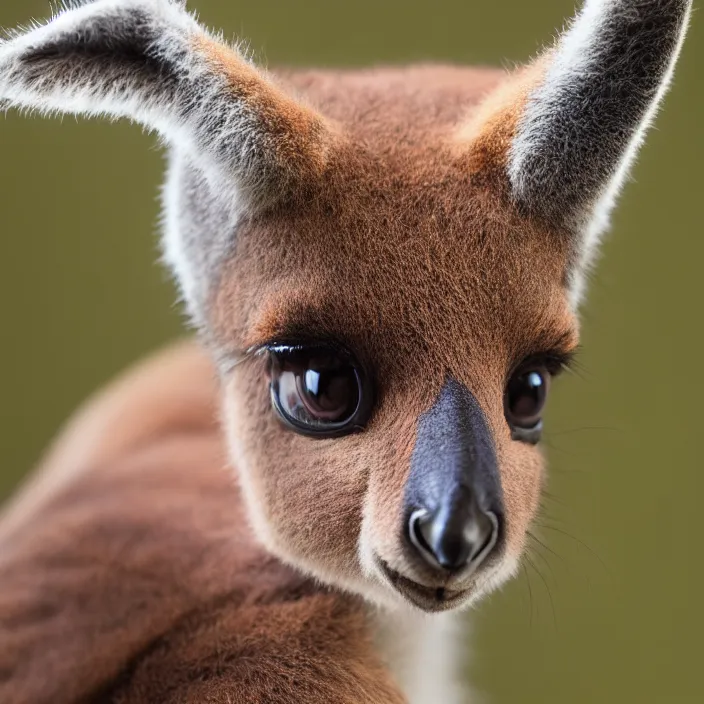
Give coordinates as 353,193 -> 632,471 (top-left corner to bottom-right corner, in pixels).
267,343 -> 373,438
504,365 -> 550,444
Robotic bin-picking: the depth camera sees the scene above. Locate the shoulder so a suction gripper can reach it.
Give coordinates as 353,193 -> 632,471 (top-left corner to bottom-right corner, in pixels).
102,586 -> 405,703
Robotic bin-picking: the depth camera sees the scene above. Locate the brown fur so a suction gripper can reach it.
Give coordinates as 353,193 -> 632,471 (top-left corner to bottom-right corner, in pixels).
0,0 -> 690,696
0,343 -> 404,704
213,65 -> 577,594
1,63 -> 580,702
193,35 -> 336,187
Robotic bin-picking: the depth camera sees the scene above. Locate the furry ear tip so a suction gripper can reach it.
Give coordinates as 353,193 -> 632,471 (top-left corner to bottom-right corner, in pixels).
506,0 -> 692,221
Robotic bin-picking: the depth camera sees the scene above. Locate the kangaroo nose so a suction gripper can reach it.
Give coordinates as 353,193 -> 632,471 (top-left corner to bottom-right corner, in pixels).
408,487 -> 500,573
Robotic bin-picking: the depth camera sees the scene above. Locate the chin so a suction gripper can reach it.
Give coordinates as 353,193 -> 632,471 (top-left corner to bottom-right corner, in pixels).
369,554 -> 519,614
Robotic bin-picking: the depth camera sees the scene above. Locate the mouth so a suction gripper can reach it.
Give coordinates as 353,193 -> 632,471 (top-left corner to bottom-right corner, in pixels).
374,555 -> 472,612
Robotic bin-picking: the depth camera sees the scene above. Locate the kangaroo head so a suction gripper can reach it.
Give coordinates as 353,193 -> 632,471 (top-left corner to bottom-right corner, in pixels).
0,0 -> 691,611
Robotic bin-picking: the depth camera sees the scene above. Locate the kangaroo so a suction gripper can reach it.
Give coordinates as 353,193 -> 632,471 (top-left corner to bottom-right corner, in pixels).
0,1 -> 692,702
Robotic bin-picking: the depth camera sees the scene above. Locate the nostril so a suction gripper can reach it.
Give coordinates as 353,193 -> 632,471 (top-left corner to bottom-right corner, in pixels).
408,500 -> 500,574
409,508 -> 435,558
462,507 -> 499,566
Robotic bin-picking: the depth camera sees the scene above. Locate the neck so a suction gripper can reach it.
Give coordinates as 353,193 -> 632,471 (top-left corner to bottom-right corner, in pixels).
371,605 -> 470,704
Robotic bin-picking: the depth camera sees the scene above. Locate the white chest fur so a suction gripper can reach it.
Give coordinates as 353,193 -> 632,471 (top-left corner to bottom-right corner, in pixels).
373,608 -> 472,704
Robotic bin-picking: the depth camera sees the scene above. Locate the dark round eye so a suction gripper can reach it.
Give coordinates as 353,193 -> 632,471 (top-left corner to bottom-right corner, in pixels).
504,367 -> 550,443
268,344 -> 372,437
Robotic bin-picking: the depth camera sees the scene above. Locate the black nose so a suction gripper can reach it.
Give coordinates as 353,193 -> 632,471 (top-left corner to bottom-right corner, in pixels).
408,486 -> 500,573
404,377 -> 505,575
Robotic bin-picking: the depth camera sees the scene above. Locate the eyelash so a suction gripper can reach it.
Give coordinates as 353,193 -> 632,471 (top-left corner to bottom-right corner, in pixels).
237,334 -> 578,397
512,350 -> 576,379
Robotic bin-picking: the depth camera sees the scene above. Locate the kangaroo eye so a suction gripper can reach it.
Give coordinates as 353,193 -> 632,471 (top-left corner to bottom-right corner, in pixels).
268,344 -> 372,438
504,367 -> 550,444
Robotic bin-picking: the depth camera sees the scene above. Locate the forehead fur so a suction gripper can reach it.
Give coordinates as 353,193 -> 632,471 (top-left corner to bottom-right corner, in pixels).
279,65 -> 507,138
212,65 -> 577,376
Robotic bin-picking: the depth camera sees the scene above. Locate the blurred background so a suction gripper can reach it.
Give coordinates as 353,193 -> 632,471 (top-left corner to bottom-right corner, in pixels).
0,1 -> 701,702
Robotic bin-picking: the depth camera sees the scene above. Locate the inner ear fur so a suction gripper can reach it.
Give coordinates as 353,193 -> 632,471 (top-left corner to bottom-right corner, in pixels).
459,0 -> 691,300
508,0 -> 692,228
0,0 -> 334,202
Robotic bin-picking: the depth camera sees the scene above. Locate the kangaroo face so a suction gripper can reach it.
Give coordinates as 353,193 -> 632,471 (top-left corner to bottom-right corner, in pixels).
0,0 -> 691,611
211,126 -> 578,609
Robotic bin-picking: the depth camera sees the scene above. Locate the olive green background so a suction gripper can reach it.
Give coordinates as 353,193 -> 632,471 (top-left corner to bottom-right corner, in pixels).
0,1 -> 702,702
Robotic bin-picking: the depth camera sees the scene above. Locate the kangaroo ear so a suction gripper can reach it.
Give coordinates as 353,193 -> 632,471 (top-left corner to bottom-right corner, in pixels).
0,0 -> 331,201
505,0 -> 692,303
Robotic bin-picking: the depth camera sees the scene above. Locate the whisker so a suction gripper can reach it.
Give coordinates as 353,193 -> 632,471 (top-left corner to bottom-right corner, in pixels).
540,490 -> 567,508
528,542 -> 559,588
527,530 -> 564,566
534,521 -> 611,578
525,554 -> 558,634
522,561 -> 535,630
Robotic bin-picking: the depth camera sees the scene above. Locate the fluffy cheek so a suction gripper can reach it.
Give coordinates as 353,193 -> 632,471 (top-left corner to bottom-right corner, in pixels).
497,438 -> 545,561
358,412 -> 417,577
221,367 -> 370,592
